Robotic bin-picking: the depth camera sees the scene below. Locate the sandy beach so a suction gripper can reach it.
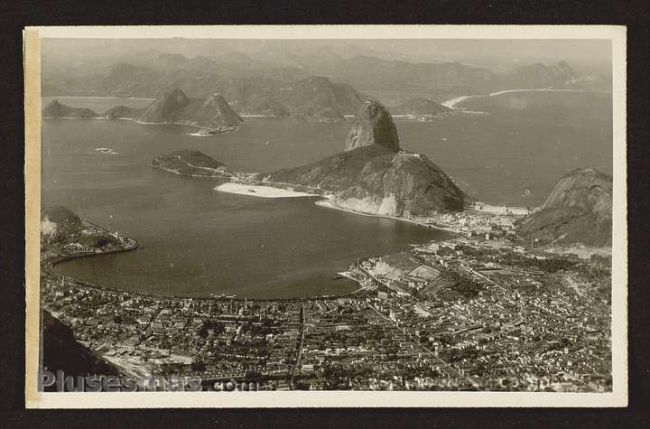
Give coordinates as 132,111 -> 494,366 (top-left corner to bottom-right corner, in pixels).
442,88 -> 589,110
214,182 -> 319,198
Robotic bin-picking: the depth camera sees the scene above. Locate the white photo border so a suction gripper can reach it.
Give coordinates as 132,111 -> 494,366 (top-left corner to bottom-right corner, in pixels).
24,24 -> 628,408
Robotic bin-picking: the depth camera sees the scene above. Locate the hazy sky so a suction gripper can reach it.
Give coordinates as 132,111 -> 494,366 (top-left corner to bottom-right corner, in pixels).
43,38 -> 612,73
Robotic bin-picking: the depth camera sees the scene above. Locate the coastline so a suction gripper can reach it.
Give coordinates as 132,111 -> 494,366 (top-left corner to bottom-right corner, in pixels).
44,218 -> 366,303
314,199 -> 458,233
136,119 -> 239,133
214,182 -> 321,198
213,180 -> 459,232
47,248 -> 367,303
442,88 -> 595,110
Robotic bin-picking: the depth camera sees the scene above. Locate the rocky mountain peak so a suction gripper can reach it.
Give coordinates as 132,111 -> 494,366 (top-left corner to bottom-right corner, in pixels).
542,167 -> 612,214
518,168 -> 612,247
163,88 -> 189,106
345,99 -> 400,152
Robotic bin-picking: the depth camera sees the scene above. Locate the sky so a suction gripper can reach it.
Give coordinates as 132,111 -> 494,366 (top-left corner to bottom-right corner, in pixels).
42,38 -> 612,74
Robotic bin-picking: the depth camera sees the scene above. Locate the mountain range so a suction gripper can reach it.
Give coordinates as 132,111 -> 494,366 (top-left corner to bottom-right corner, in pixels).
42,48 -> 604,112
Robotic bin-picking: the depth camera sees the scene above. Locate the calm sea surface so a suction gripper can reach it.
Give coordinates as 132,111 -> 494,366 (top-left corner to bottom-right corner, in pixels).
42,94 -> 612,298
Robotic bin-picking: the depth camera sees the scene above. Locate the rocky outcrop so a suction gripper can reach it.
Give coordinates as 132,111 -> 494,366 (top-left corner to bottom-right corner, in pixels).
179,93 -> 243,129
263,144 -> 465,216
518,168 -> 612,246
138,88 -> 190,123
42,100 -> 99,119
345,100 -> 400,152
138,89 -> 242,130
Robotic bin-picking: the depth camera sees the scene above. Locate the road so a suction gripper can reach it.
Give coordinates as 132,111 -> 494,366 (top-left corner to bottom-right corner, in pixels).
288,304 -> 306,389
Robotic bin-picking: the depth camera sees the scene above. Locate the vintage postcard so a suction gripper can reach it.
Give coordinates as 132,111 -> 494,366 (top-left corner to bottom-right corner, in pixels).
24,25 -> 627,408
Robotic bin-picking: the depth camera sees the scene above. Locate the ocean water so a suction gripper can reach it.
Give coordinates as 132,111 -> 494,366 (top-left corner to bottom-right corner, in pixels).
42,93 -> 612,298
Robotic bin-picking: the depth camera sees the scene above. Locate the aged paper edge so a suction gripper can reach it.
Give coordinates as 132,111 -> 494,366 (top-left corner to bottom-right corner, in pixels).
24,25 -> 628,408
24,28 -> 42,409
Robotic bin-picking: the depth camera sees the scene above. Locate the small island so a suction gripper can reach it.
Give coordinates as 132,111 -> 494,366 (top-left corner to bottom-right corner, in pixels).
152,150 -> 233,178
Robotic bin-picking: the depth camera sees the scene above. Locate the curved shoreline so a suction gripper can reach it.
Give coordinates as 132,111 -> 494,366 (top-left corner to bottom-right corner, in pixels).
45,227 -> 367,303
314,199 -> 458,233
49,257 -> 368,303
441,88 -> 599,110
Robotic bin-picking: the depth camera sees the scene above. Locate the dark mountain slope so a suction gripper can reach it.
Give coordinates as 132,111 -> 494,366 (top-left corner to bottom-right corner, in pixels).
263,145 -> 464,217
518,168 -> 612,246
41,310 -> 120,390
139,89 -> 242,130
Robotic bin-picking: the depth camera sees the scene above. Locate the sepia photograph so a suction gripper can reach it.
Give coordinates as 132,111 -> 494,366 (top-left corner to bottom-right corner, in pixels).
23,25 -> 627,408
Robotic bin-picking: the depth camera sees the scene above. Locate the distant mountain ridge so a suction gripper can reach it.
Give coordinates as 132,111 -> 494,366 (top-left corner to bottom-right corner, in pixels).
506,61 -> 577,89
42,49 -> 601,111
270,76 -> 362,121
295,55 -> 499,95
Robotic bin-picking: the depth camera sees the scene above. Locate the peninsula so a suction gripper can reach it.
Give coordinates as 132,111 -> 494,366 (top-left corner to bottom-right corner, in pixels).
260,99 -> 466,217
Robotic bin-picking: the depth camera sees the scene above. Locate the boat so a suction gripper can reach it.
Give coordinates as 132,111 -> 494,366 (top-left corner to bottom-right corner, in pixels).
95,147 -> 118,155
